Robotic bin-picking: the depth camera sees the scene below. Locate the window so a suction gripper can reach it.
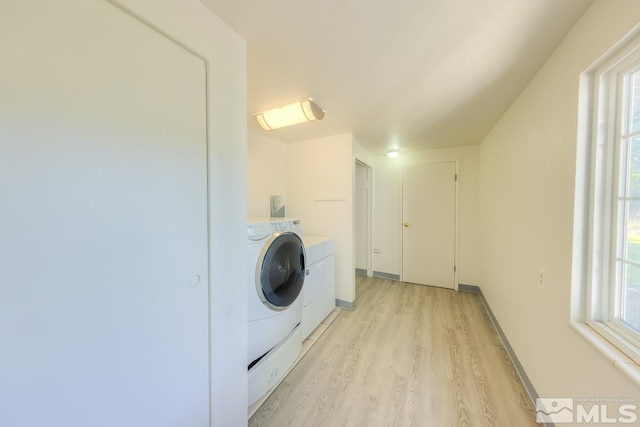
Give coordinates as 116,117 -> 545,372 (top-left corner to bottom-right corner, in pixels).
574,29 -> 640,369
614,66 -> 640,335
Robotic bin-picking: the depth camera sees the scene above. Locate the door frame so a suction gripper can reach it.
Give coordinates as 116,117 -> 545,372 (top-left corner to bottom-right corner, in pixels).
355,158 -> 373,277
400,160 -> 459,290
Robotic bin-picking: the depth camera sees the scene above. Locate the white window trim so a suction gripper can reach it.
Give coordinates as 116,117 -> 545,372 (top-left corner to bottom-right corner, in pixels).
572,24 -> 640,387
569,321 -> 640,386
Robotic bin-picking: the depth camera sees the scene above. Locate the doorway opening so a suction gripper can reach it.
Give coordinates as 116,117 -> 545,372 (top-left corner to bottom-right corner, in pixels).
355,159 -> 372,280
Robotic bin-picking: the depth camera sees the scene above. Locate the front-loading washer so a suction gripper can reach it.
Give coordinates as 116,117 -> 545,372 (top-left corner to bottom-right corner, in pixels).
247,218 -> 306,366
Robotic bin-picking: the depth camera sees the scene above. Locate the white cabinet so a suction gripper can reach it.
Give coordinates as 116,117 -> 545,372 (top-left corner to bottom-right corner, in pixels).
302,236 -> 336,340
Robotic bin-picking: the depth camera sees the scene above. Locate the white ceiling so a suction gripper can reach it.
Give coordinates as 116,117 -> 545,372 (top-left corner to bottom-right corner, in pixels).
199,0 -> 592,154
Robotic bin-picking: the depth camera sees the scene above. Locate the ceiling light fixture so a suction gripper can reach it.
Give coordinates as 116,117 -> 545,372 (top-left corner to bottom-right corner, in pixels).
387,149 -> 400,158
255,98 -> 325,131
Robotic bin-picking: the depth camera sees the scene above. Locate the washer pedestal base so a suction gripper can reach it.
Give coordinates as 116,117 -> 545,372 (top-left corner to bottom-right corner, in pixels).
248,324 -> 302,407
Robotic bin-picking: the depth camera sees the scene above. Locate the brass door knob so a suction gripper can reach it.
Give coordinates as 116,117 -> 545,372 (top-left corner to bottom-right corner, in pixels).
403,222 -> 410,227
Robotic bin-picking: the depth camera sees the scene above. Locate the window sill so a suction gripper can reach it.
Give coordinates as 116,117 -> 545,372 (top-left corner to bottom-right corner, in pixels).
570,320 -> 640,388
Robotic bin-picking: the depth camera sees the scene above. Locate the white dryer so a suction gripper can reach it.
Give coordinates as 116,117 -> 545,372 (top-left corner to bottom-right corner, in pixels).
301,235 -> 335,340
247,218 -> 306,365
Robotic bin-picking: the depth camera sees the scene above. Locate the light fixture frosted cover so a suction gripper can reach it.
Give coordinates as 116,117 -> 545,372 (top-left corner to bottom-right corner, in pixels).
387,149 -> 400,158
255,98 -> 325,131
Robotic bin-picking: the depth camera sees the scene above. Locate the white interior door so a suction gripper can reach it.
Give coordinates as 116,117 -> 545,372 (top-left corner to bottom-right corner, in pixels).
0,1 -> 209,426
402,162 -> 456,289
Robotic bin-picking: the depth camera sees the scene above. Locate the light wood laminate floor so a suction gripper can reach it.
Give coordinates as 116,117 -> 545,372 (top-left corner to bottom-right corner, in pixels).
249,276 -> 538,427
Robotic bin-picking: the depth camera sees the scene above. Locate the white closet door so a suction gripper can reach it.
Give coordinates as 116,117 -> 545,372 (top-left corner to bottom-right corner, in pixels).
0,1 -> 209,426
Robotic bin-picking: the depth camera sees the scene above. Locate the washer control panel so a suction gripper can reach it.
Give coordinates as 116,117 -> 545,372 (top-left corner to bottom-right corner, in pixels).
271,220 -> 290,233
247,218 -> 303,240
270,219 -> 302,235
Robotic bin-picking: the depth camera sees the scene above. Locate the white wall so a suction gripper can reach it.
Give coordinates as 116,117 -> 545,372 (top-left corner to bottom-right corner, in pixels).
353,140 -> 376,167
287,133 -> 356,305
1,1 -> 247,425
479,0 -> 640,402
372,145 -> 481,286
247,130 -> 288,216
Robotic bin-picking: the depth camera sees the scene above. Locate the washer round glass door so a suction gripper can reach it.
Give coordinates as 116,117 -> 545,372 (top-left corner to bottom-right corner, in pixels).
256,232 -> 306,310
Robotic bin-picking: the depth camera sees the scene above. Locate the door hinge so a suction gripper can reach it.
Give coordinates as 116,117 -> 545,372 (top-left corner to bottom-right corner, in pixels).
455,174 -> 458,181
454,265 -> 457,273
